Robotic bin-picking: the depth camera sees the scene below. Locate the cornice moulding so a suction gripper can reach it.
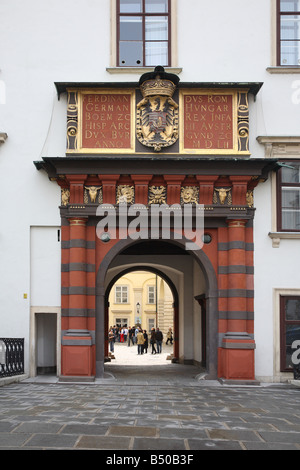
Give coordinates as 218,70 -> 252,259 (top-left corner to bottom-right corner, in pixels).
257,136 -> 300,158
257,136 -> 300,144
106,67 -> 183,75
268,231 -> 300,248
0,132 -> 7,143
266,67 -> 300,74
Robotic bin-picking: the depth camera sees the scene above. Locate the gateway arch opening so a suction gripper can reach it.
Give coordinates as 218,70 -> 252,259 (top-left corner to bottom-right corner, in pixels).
99,239 -> 218,379
105,269 -> 175,366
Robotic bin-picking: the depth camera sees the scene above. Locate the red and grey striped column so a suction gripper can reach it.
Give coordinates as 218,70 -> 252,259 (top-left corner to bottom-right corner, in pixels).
61,213 -> 94,378
218,218 -> 256,382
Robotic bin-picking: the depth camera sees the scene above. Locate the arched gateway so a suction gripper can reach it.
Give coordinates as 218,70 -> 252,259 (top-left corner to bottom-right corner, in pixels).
35,67 -> 277,383
96,239 -> 219,379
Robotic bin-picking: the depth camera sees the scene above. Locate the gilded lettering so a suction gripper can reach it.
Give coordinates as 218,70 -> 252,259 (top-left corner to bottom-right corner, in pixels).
81,93 -> 132,149
184,93 -> 233,150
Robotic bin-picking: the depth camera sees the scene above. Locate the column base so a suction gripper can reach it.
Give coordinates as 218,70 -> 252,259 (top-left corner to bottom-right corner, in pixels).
61,330 -> 94,377
219,378 -> 260,386
218,332 -> 256,381
58,375 -> 95,383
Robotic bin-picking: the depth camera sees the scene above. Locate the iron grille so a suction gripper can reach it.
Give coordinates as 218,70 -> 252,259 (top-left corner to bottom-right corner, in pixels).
0,338 -> 24,377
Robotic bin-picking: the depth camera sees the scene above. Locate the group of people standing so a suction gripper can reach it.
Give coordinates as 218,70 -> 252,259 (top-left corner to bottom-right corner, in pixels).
108,325 -> 173,355
137,327 -> 163,355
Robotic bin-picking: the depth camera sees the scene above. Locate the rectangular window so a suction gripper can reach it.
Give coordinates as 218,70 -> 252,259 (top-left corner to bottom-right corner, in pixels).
117,0 -> 170,67
115,285 -> 129,303
148,285 -> 155,304
277,161 -> 300,231
278,0 -> 300,66
116,318 -> 128,327
280,296 -> 300,371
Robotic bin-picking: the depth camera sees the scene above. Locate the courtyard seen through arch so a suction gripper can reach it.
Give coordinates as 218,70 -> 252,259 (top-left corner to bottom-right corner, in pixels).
106,270 -> 175,367
98,238 -> 216,380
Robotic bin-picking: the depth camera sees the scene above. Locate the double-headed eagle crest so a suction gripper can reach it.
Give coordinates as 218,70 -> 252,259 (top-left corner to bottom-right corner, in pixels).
136,66 -> 179,152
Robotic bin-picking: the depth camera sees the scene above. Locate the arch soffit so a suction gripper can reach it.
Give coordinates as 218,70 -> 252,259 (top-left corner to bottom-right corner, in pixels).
97,238 -> 218,299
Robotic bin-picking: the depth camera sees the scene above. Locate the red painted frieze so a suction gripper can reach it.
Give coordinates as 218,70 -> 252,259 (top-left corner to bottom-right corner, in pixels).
183,93 -> 234,150
81,93 -> 132,150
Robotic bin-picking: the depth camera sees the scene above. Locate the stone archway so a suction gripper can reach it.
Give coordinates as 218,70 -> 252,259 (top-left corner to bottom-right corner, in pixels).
95,238 -> 218,379
104,265 -> 179,362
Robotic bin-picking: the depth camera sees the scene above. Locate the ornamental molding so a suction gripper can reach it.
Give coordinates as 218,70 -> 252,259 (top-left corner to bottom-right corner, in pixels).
268,231 -> 300,248
0,132 -> 7,144
257,136 -> 300,158
266,67 -> 300,74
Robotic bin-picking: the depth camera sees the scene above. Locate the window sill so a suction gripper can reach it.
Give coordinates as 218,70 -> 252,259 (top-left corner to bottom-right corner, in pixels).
266,67 -> 300,74
268,231 -> 300,247
0,132 -> 7,144
110,308 -> 132,314
106,66 -> 183,75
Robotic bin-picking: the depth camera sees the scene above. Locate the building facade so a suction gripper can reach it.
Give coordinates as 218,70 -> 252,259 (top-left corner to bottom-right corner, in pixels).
108,270 -> 173,337
0,0 -> 300,383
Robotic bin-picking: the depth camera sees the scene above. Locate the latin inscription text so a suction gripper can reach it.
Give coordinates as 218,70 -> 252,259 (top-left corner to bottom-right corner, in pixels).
81,94 -> 131,149
183,94 -> 234,150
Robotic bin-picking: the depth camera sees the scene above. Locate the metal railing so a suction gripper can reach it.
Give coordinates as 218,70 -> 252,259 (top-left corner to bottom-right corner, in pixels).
0,338 -> 24,377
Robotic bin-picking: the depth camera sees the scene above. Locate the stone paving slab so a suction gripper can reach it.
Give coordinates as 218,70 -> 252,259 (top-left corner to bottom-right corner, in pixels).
1,349 -> 300,453
0,380 -> 300,452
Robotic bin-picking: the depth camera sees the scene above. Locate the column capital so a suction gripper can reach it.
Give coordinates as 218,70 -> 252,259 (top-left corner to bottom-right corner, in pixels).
68,217 -> 88,226
65,174 -> 87,184
229,176 -> 252,183
163,175 -> 185,183
164,175 -> 184,204
131,175 -> 153,183
226,219 -> 247,228
131,175 -> 152,204
195,175 -> 219,183
99,175 -> 120,204
98,174 -> 120,184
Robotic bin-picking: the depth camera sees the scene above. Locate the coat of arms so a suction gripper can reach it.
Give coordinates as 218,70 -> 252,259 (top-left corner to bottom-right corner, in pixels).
136,66 -> 179,152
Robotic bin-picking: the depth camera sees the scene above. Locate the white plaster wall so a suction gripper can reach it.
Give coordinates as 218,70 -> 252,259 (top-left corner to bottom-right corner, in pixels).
253,179 -> 274,379
30,226 -> 61,307
177,0 -> 300,146
254,179 -> 300,381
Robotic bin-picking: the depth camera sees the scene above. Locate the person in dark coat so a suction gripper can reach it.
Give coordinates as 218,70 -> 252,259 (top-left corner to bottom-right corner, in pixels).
143,330 -> 148,354
128,326 -> 135,346
155,327 -> 163,353
150,328 -> 157,354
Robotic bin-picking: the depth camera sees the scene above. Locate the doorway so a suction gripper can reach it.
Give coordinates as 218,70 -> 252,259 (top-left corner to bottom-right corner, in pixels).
96,238 -> 218,379
105,268 -> 176,364
36,313 -> 57,375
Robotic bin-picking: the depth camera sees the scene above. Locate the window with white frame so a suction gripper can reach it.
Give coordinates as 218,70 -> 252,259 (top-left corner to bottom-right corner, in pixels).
277,161 -> 300,231
147,285 -> 156,303
117,0 -> 171,67
148,318 -> 155,330
280,295 -> 300,370
278,0 -> 300,66
115,285 -> 129,303
115,318 -> 128,327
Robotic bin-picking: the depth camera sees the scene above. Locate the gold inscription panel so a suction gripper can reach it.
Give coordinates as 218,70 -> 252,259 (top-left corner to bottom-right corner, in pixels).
180,89 -> 249,155
67,89 -> 135,154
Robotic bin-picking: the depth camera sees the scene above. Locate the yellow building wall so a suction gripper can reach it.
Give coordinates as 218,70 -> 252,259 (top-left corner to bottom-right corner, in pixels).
108,271 -> 173,336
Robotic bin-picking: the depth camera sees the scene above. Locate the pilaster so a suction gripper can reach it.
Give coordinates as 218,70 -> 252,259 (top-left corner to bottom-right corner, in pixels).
131,175 -> 152,204
61,217 -> 94,377
164,175 -> 184,204
218,218 -> 256,381
99,175 -> 120,204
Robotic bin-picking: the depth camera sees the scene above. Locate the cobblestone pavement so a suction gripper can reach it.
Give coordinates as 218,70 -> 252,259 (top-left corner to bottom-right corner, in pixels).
1,343 -> 300,451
